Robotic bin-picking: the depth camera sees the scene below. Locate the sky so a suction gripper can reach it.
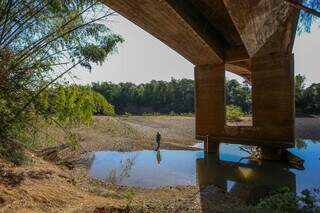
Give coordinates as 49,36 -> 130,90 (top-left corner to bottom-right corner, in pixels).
72,14 -> 320,86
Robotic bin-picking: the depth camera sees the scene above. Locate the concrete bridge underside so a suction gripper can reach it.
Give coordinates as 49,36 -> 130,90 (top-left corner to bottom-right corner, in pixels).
102,0 -> 300,151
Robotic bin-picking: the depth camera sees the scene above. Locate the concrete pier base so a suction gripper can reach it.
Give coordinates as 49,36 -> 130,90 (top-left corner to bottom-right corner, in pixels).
204,140 -> 220,155
260,147 -> 282,161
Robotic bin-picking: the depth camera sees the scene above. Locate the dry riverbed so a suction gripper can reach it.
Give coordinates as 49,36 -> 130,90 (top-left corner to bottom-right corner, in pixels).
1,115 -> 320,212
77,116 -> 198,152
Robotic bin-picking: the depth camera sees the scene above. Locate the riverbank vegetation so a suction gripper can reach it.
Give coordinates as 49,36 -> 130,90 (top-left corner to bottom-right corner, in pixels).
0,0 -> 123,163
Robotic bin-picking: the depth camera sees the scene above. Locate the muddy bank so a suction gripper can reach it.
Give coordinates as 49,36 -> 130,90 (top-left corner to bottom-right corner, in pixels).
0,155 -> 246,212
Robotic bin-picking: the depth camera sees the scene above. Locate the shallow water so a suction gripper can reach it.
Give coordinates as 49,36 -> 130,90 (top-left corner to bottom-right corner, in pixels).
88,140 -> 320,195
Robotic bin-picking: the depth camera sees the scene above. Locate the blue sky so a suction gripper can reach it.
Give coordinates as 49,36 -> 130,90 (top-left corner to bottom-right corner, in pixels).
72,15 -> 320,86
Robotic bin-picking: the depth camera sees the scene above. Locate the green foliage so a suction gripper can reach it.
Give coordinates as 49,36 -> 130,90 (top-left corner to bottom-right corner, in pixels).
245,189 -> 298,213
123,112 -> 132,117
0,140 -> 28,165
92,78 -> 253,116
226,79 -> 252,113
169,111 -> 179,116
299,189 -> 320,212
94,92 -> 115,116
92,75 -> 319,117
91,77 -> 249,120
0,0 -> 122,163
296,74 -> 307,109
92,78 -> 195,115
302,83 -> 320,114
297,0 -> 320,34
226,105 -> 244,122
295,75 -> 320,115
38,85 -> 115,125
180,112 -> 194,117
142,112 -> 161,116
244,188 -> 320,213
124,191 -> 135,207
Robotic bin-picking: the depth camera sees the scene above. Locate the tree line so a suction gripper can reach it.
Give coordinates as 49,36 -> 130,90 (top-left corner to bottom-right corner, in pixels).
91,78 -> 252,115
92,75 -> 320,116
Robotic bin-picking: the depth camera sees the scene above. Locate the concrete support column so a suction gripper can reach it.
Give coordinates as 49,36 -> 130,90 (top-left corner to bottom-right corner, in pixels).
204,140 -> 220,155
251,53 -> 295,143
195,64 -> 225,153
260,147 -> 282,160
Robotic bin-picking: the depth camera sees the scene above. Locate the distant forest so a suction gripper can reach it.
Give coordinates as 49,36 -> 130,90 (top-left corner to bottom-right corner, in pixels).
91,78 -> 252,115
92,75 -> 320,115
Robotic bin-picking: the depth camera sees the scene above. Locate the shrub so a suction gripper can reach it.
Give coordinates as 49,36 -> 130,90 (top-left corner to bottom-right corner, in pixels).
142,112 -> 161,116
169,111 -> 178,116
123,112 -> 132,117
180,112 -> 194,117
93,92 -> 115,116
38,85 -> 115,125
226,105 -> 244,122
243,188 -> 320,213
0,85 -> 115,164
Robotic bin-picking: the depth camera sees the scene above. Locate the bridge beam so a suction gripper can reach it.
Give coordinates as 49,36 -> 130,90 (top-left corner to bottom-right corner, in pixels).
102,0 -> 224,65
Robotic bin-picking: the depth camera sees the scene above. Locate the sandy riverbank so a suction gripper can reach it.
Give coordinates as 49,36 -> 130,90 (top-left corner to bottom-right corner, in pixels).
1,115 -> 319,212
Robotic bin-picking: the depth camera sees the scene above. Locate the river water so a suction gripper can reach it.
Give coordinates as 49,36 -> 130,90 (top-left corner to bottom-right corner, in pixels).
88,140 -> 320,195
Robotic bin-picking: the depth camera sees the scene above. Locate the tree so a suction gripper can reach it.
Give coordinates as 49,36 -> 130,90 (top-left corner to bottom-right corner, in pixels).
285,0 -> 320,18
226,79 -> 252,113
295,74 -> 306,109
38,85 -> 115,125
92,78 -> 252,115
0,0 -> 123,163
302,83 -> 320,114
288,0 -> 320,34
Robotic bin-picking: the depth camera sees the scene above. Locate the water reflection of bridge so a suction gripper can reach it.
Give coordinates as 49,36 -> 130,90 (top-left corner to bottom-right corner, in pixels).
196,153 -> 296,206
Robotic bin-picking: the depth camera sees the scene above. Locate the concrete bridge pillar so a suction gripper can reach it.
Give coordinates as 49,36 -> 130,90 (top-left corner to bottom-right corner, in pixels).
251,53 -> 295,142
195,63 -> 225,154
195,53 -> 295,156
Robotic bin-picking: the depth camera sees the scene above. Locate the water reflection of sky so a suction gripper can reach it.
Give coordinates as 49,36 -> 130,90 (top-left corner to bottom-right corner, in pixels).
289,140 -> 320,193
89,150 -> 199,187
88,140 -> 320,193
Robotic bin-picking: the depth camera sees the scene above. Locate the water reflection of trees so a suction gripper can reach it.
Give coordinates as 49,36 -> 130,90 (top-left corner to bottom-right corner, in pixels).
106,155 -> 137,185
296,139 -> 320,150
296,139 -> 308,150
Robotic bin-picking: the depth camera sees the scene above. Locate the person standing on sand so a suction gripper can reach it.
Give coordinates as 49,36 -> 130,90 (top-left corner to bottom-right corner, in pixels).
156,132 -> 161,150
